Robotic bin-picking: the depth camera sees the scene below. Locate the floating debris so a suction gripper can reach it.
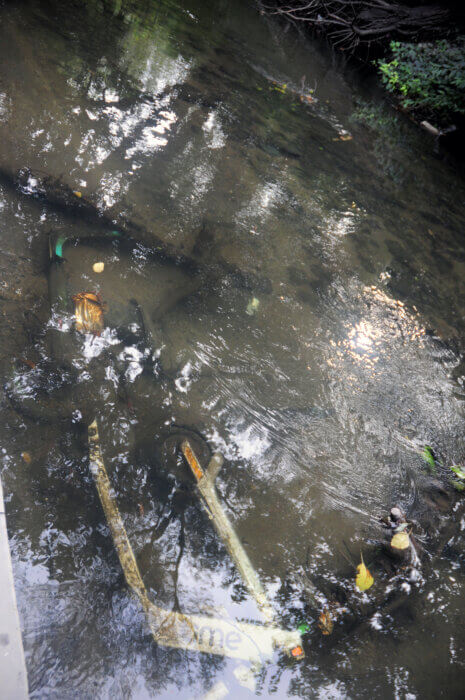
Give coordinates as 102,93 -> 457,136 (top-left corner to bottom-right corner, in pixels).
390,531 -> 410,550
355,554 -> 374,591
318,607 -> 333,635
246,297 -> 260,315
92,261 -> 105,273
72,292 -> 106,335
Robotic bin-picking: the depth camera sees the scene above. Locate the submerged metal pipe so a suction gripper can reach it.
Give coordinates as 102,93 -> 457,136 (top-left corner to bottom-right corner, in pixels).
181,441 -> 278,626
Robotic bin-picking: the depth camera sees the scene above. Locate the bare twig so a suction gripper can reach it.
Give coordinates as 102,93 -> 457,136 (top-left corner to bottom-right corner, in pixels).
258,0 -> 448,51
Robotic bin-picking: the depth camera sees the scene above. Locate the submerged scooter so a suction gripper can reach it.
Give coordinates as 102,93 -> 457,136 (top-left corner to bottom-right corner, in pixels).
9,228 -> 304,663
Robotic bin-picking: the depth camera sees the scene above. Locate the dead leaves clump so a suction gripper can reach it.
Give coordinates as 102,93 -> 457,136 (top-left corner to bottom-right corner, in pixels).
318,607 -> 334,635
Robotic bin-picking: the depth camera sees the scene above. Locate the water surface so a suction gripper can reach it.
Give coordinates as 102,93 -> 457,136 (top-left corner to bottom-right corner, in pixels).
1,0 -> 465,697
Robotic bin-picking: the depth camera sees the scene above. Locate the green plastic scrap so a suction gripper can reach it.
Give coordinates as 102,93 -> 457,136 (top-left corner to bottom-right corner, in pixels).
55,236 -> 67,258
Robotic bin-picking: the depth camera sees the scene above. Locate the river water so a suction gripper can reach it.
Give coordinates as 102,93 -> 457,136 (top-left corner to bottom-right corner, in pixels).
1,0 -> 465,697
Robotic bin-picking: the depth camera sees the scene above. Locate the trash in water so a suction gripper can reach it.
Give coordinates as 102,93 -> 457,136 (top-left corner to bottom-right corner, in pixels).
233,664 -> 257,692
246,297 -> 260,315
181,440 -> 277,623
180,440 -> 305,659
291,645 -> 304,658
297,621 -> 310,634
390,531 -> 410,550
72,292 -> 107,334
92,262 -> 105,273
88,422 -> 303,663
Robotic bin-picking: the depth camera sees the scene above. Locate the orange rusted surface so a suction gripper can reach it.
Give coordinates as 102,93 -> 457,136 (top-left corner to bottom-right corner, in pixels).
291,645 -> 304,659
181,441 -> 204,482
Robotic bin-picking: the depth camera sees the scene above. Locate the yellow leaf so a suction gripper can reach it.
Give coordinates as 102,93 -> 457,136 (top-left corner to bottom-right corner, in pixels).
318,607 -> 333,635
21,452 -> 32,464
73,190 -> 82,198
391,531 -> 410,550
355,556 -> 374,591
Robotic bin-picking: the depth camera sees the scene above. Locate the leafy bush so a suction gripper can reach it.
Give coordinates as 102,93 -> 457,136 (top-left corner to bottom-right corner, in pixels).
377,39 -> 465,121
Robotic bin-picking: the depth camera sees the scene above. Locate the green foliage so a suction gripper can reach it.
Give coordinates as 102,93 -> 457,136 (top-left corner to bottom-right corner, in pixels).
377,39 -> 465,121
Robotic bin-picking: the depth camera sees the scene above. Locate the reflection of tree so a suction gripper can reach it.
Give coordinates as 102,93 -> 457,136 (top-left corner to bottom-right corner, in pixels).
350,98 -> 408,183
49,0 -> 192,118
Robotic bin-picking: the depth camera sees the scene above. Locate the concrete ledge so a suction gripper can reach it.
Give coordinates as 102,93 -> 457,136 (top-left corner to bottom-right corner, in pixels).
0,477 -> 29,699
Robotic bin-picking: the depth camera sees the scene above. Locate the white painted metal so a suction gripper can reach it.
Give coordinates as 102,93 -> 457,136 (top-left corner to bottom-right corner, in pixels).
0,477 -> 29,699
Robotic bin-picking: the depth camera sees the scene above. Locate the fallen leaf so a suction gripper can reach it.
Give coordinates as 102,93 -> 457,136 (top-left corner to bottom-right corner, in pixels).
92,261 -> 105,273
72,292 -> 106,334
19,357 -> 36,369
355,555 -> 374,591
246,297 -> 260,316
339,134 -> 352,141
391,531 -> 410,550
297,621 -> 310,634
318,607 -> 333,635
21,452 -> 32,464
73,190 -> 82,198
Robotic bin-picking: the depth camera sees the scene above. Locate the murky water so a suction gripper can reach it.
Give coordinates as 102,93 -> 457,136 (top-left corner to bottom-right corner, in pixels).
1,0 -> 465,697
